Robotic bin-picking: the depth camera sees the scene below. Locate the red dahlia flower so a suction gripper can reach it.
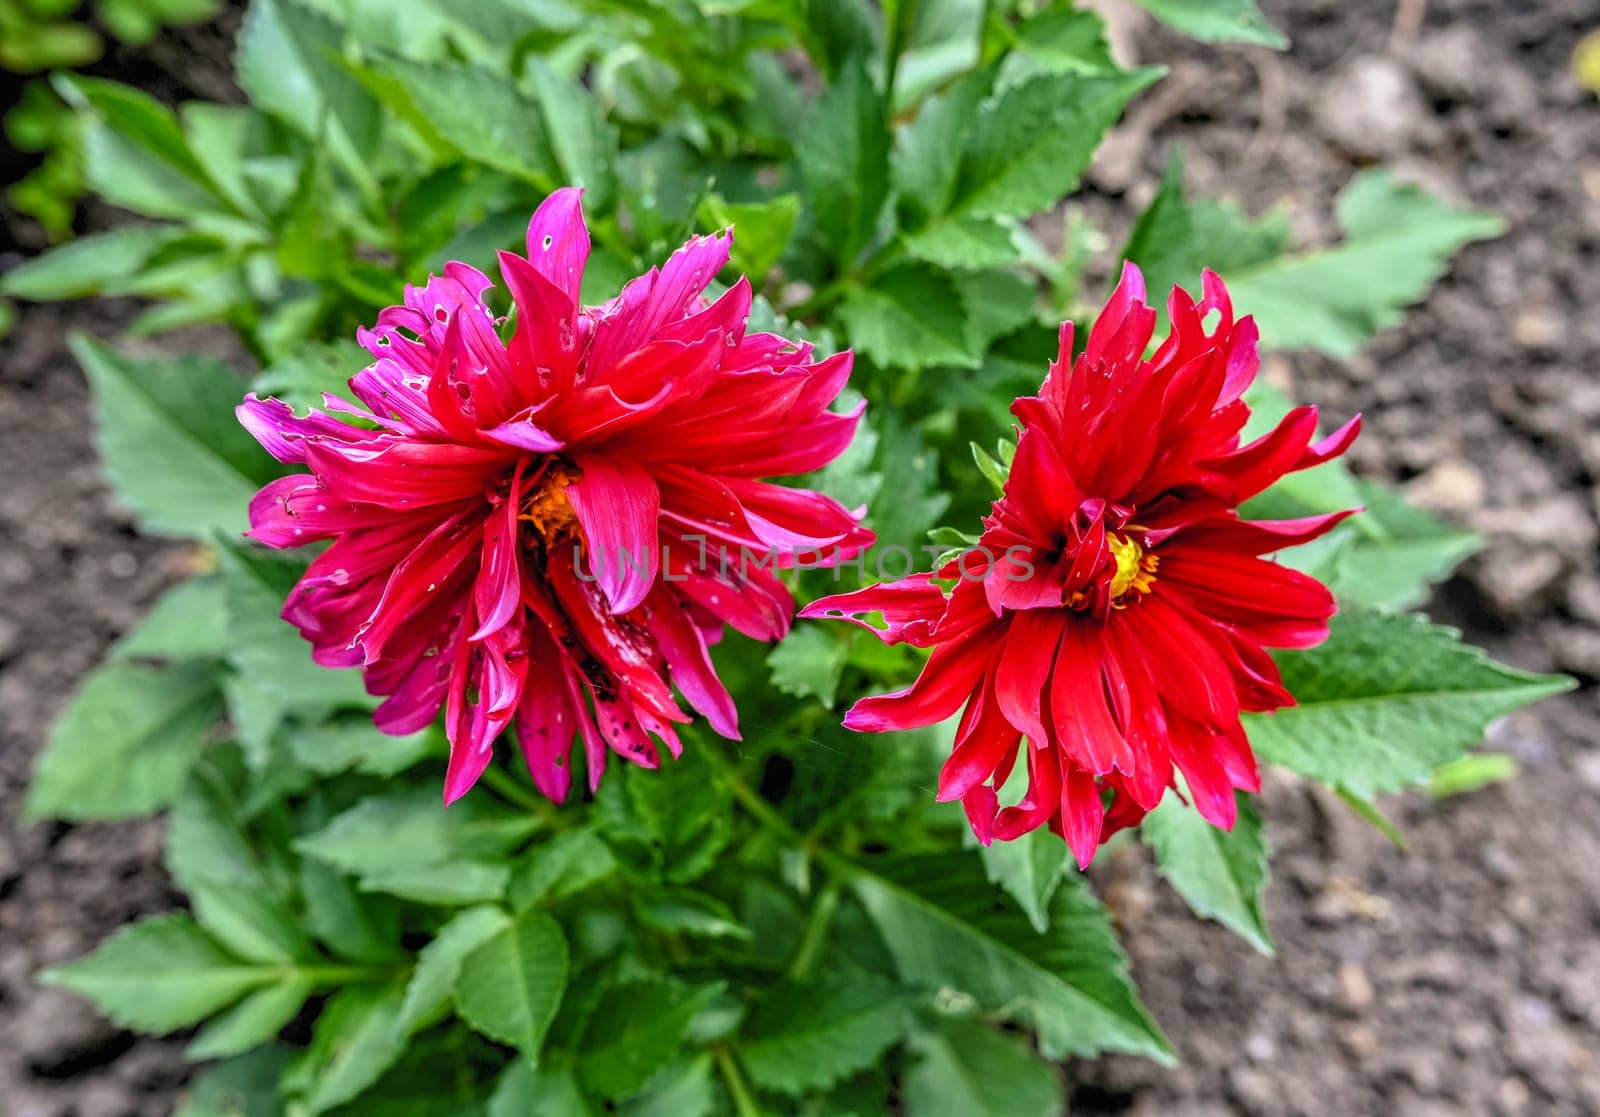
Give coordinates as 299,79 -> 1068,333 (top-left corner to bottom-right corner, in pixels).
802,264 -> 1359,868
239,188 -> 871,804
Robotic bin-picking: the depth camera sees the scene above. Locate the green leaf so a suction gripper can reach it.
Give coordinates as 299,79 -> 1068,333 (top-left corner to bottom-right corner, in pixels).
609,747 -> 733,884
218,542 -> 374,745
699,192 -> 801,283
300,858 -> 402,964
869,415 -> 952,550
186,981 -> 314,1060
903,1018 -> 1063,1117
359,860 -> 511,906
284,719 -> 438,777
1132,0 -> 1287,48
1327,480 -> 1481,611
26,660 -> 219,822
954,68 -> 1161,221
1141,792 -> 1273,954
1127,163 -> 1503,357
527,60 -> 618,210
110,577 -> 229,662
978,826 -> 1068,934
893,68 -> 991,225
576,979 -> 720,1099
70,336 -> 275,539
0,226 -> 190,299
848,853 -> 1172,1061
509,827 -> 620,912
1428,752 -> 1518,799
373,56 -> 558,183
291,984 -> 408,1116
168,759 -> 313,963
236,0 -> 381,182
41,914 -> 272,1032
736,971 -> 907,1095
903,215 -> 1020,270
1009,7 -> 1119,76
395,905 -> 512,1038
633,888 -> 751,941
59,75 -> 225,219
796,52 -> 890,265
767,624 -> 848,708
176,1049 -> 290,1117
1246,608 -> 1574,797
838,264 -> 976,370
490,1062 -> 593,1117
297,788 -> 541,880
619,1056 -> 715,1117
454,909 -> 569,1057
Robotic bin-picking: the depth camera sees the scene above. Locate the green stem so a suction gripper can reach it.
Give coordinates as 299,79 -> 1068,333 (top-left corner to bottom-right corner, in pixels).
296,964 -> 403,985
715,1047 -> 763,1117
786,877 -> 842,981
479,763 -> 553,818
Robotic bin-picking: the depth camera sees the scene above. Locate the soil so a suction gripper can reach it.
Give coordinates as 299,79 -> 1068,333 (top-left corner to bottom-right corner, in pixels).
2,1 -> 1598,1114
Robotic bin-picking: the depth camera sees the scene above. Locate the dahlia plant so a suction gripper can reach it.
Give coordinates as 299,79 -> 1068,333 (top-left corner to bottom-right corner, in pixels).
9,1 -> 1568,1114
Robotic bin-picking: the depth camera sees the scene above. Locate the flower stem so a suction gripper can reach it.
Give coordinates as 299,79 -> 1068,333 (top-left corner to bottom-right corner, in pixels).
786,877 -> 842,981
479,763 -> 551,818
715,1047 -> 763,1117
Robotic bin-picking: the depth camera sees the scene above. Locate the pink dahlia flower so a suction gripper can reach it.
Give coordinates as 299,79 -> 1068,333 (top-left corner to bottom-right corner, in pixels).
803,265 -> 1358,868
239,188 -> 872,803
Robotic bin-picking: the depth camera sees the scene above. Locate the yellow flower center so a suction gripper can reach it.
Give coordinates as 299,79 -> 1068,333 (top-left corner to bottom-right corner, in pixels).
1107,532 -> 1158,602
519,461 -> 580,543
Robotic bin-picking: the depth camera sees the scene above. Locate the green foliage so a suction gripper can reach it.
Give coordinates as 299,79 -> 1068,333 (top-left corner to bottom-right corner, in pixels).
1126,158 -> 1504,356
21,1 -> 1572,1113
1132,0 -> 1286,49
1246,609 -> 1573,797
1142,792 -> 1273,954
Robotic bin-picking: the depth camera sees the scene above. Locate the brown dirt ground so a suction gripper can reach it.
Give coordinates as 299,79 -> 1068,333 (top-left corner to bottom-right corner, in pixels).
2,1 -> 1597,1114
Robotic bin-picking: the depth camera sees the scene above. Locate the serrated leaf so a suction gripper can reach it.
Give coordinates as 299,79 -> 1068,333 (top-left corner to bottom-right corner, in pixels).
291,984 -> 408,1116
186,980 -> 314,1060
110,577 -> 229,662
1132,0 -> 1286,48
576,980 -> 720,1099
870,415 -> 951,551
736,971 -> 907,1095
176,1049 -> 290,1117
70,336 -> 275,539
839,264 -> 975,370
893,68 -> 992,225
374,55 -> 557,183
236,0 -> 380,182
634,888 -> 751,941
168,759 -> 313,963
0,226 -> 191,299
490,1061 -> 593,1117
612,748 -> 733,884
1327,480 -> 1481,611
903,1018 -> 1063,1117
699,192 -> 801,283
619,1056 -> 715,1117
297,788 -> 540,879
526,60 -> 618,210
1142,792 -> 1273,954
284,719 -> 438,777
42,915 -> 273,1032
848,853 -> 1172,1062
1246,608 -> 1573,797
454,909 -> 568,1056
300,858 -> 402,964
978,827 -> 1068,934
903,215 -> 1019,269
1127,162 -> 1503,357
796,52 -> 889,265
395,905 -> 512,1038
1009,7 -> 1119,76
955,68 -> 1161,221
218,543 -> 373,746
26,660 -> 219,822
767,624 -> 848,708
509,826 -> 619,911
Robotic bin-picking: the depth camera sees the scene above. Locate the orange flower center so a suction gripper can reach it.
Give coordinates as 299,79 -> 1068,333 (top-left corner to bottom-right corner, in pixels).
519,460 -> 580,543
1107,532 -> 1158,602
